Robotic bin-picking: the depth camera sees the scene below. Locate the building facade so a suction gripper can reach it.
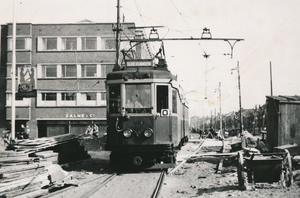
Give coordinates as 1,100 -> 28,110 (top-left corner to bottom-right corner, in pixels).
0,22 -> 135,138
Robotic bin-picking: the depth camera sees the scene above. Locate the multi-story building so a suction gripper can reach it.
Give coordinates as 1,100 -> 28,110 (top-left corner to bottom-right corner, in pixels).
0,22 -> 135,138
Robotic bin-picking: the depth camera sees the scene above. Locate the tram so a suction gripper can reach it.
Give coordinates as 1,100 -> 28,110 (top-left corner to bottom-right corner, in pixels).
105,30 -> 189,169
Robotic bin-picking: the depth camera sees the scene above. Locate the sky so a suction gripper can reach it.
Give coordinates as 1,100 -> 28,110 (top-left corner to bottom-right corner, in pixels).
1,0 -> 300,117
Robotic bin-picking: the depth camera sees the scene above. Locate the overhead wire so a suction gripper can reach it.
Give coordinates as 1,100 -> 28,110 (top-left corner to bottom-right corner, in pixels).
169,0 -> 210,100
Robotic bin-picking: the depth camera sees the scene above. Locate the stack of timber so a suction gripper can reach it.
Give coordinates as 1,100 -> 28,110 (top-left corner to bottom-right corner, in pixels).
0,151 -> 51,197
0,134 -> 91,197
12,134 -> 91,164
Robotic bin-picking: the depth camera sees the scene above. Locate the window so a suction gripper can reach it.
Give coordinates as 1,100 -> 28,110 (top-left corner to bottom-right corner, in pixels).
101,65 -> 106,77
16,38 -> 25,49
6,93 -> 30,106
81,37 -> 97,50
81,64 -> 97,77
7,37 -> 31,50
125,84 -> 151,113
41,65 -> 57,78
86,92 -> 97,101
100,92 -> 107,106
42,93 -> 57,101
61,93 -> 76,101
102,38 -> 115,49
109,85 -> 120,113
157,85 -> 168,113
62,37 -> 77,50
42,38 -> 57,50
101,64 -> 114,77
62,65 -> 76,77
172,89 -> 177,113
101,92 -> 106,101
61,92 -> 77,106
81,92 -> 97,105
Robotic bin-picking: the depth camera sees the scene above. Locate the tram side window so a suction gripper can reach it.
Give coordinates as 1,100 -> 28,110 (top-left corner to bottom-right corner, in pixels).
172,89 -> 177,113
109,85 -> 121,113
157,85 -> 168,113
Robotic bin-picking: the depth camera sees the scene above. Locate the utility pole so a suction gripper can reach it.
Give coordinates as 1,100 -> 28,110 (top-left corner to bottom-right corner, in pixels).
218,82 -> 222,136
11,0 -> 17,141
202,101 -> 204,133
113,0 -> 122,71
215,82 -> 222,136
270,61 -> 273,96
231,61 -> 242,135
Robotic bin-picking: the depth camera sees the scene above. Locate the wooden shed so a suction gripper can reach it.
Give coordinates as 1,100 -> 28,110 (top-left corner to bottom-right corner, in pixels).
266,95 -> 300,149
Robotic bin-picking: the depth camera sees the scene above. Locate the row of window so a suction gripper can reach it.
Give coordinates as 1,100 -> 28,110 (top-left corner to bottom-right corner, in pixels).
7,64 -> 112,78
38,36 -> 115,51
37,64 -> 110,78
7,36 -> 116,51
6,92 -> 106,107
108,84 -> 180,114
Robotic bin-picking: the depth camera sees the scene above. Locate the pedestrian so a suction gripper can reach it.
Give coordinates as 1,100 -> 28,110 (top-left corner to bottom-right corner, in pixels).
18,124 -> 28,139
85,125 -> 93,135
92,123 -> 99,137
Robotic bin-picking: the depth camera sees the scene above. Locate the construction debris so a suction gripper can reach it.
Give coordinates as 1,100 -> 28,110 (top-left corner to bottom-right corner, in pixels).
0,134 -> 91,197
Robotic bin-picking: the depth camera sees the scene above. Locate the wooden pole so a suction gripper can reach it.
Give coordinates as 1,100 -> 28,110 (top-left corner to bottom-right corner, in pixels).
270,61 -> 273,96
11,0 -> 17,140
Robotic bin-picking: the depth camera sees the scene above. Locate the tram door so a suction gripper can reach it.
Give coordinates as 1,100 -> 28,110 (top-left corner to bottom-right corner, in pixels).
155,85 -> 171,143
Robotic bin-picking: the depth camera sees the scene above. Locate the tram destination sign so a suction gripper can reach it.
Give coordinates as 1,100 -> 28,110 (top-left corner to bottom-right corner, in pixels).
126,59 -> 153,67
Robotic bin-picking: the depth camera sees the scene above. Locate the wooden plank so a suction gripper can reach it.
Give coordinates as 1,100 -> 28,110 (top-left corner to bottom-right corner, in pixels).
0,151 -> 28,158
190,152 -> 238,158
0,172 -> 48,193
0,167 -> 46,179
0,161 -> 52,174
1,185 -> 41,198
35,152 -> 59,159
0,156 -> 37,163
13,189 -> 48,198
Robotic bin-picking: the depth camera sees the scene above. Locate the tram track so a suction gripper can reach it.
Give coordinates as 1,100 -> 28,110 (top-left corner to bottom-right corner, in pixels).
81,173 -> 117,198
151,170 -> 165,198
168,139 -> 205,174
42,140 -> 205,198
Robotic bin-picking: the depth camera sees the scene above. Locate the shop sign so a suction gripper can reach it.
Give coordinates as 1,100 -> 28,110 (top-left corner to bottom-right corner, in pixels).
65,113 -> 96,118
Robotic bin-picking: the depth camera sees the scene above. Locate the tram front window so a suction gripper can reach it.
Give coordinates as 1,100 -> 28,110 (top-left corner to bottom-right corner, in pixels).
125,84 -> 151,113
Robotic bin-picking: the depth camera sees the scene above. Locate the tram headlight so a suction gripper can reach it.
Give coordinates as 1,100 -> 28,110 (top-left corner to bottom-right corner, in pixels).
144,128 -> 153,138
123,129 -> 133,138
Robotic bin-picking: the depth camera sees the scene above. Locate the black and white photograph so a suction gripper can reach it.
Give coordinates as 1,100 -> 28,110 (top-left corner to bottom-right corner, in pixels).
0,0 -> 299,197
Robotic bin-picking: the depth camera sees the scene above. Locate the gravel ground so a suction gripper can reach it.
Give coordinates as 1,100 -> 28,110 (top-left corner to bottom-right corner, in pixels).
52,135 -> 300,198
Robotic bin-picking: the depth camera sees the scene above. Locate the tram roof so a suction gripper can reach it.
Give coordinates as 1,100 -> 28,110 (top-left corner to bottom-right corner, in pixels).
106,68 -> 177,81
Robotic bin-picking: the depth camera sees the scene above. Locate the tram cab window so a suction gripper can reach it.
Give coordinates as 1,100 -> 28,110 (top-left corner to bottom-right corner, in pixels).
125,84 -> 151,113
109,85 -> 121,113
157,85 -> 168,113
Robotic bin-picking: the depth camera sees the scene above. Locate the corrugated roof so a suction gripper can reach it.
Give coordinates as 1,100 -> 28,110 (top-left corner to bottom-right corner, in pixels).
266,95 -> 300,102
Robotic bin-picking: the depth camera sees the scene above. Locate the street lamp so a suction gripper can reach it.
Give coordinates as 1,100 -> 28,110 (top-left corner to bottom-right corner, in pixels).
231,61 -> 242,135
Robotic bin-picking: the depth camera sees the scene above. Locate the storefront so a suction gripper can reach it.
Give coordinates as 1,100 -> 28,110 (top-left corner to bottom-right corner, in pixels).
35,107 -> 107,138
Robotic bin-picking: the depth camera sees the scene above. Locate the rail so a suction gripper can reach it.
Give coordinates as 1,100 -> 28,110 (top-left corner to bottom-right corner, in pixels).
81,174 -> 117,198
151,170 -> 165,198
168,139 -> 205,174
